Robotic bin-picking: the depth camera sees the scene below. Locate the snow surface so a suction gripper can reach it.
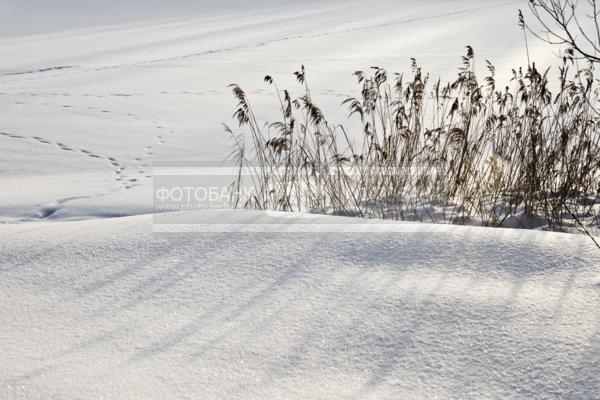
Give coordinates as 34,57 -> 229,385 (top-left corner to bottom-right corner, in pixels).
1,210 -> 600,399
0,0 -> 558,221
2,1 -> 599,399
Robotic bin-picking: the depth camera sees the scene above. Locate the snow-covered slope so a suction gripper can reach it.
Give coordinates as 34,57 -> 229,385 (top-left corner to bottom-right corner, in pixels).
0,0 -> 557,221
1,210 -> 599,399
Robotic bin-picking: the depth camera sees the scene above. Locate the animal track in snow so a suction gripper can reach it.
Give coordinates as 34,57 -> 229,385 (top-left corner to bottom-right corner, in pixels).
0,132 -> 25,139
32,136 -> 51,144
0,130 -> 131,189
1,92 -> 174,186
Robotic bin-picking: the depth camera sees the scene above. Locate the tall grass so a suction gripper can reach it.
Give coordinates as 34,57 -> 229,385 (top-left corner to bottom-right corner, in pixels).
225,49 -> 600,234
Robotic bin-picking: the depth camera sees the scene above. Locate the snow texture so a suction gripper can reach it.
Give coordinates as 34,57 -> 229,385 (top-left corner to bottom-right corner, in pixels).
1,211 -> 600,399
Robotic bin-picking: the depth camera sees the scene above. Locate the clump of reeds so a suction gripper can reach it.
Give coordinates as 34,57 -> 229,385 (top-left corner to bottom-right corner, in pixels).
224,48 -> 600,235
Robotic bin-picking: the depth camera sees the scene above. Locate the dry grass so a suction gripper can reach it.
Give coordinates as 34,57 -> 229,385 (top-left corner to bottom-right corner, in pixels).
225,49 -> 600,235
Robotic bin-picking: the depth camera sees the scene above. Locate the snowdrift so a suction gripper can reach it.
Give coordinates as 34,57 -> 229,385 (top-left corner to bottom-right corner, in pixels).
1,210 -> 599,399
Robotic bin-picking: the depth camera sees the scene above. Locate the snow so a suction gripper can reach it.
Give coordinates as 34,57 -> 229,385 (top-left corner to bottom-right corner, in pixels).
2,1 -> 599,398
1,211 -> 600,399
0,0 -> 558,222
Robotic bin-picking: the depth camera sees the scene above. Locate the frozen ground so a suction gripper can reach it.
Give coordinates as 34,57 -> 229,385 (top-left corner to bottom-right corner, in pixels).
1,211 -> 600,399
2,1 -> 599,399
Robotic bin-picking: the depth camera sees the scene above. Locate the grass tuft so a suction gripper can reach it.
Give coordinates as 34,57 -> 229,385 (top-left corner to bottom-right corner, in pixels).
225,50 -> 600,235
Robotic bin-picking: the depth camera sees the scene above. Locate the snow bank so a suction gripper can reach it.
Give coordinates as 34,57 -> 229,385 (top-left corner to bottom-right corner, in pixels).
1,210 -> 599,399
